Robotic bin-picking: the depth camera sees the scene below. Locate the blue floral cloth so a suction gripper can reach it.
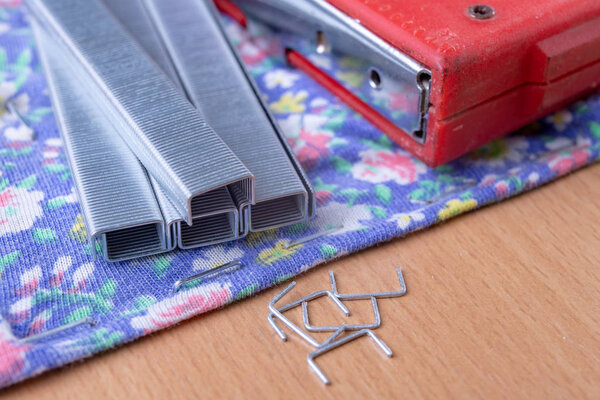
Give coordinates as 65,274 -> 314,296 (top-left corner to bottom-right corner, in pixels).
0,7 -> 599,388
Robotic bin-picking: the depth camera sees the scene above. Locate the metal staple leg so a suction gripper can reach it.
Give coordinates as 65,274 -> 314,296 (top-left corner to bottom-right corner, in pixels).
307,329 -> 393,385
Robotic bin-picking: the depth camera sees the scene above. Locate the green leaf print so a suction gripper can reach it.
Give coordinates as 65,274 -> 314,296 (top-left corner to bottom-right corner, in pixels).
374,184 -> 392,204
16,174 -> 36,190
330,156 -> 352,173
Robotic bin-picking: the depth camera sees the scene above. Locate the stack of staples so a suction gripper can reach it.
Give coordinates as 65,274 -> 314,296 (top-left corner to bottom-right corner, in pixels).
25,0 -> 315,261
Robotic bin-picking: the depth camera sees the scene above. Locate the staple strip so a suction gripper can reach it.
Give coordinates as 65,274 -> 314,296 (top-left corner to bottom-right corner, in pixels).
25,0 -> 253,226
110,0 -> 314,233
145,0 -> 311,231
100,0 -> 181,86
102,0 -> 250,249
33,22 -> 171,262
149,177 -> 180,251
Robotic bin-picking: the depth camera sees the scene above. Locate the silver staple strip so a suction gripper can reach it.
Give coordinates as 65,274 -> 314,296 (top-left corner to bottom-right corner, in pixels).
33,22 -> 174,262
105,0 -> 315,234
149,176 -> 180,251
99,0 -> 181,86
25,0 -> 254,226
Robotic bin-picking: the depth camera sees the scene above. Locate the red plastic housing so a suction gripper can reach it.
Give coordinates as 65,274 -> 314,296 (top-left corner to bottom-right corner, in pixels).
326,0 -> 600,166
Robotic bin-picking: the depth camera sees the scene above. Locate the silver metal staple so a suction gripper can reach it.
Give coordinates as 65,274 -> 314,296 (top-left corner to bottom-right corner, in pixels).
4,101 -> 34,139
307,329 -> 393,384
320,324 -> 347,347
172,260 -> 243,293
25,0 -> 254,226
302,296 -> 381,332
21,317 -> 96,343
410,178 -> 478,205
268,283 -> 350,347
329,268 -> 407,300
285,225 -> 344,249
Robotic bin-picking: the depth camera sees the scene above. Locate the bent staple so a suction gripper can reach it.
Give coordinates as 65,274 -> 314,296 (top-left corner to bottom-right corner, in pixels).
105,0 -> 315,234
33,22 -> 172,261
25,0 -> 254,228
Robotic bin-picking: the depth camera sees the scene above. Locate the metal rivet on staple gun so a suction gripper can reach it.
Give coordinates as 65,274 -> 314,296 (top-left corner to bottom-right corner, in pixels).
468,5 -> 495,20
21,317 -> 96,343
172,260 -> 243,293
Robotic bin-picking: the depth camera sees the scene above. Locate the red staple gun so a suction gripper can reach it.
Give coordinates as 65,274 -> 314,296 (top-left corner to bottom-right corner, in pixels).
217,0 -> 600,166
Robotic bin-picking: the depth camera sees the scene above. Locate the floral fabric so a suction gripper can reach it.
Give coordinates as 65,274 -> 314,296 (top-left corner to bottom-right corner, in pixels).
1,7 -> 599,388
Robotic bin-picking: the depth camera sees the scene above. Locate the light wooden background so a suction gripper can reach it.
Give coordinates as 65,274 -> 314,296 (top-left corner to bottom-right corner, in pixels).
5,164 -> 600,399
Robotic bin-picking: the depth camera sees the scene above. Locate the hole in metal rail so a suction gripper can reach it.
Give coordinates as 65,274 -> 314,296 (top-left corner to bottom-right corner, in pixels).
368,68 -> 383,90
413,129 -> 425,139
315,30 -> 329,54
468,4 -> 495,19
417,71 -> 431,90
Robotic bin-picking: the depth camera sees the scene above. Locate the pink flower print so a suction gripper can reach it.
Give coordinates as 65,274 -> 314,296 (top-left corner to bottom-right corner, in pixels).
0,330 -> 29,386
287,127 -> 332,170
130,283 -> 232,332
316,190 -> 333,206
494,181 -> 509,197
15,266 -> 41,298
351,149 -> 425,185
547,148 -> 590,175
389,92 -> 412,111
280,115 -> 336,170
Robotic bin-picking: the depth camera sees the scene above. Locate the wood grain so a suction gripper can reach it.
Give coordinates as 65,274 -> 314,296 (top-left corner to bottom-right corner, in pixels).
5,163 -> 600,399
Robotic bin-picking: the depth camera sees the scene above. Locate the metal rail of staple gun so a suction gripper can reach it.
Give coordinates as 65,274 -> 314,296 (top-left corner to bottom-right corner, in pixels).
227,0 -> 432,143
33,22 -> 172,262
25,0 -> 254,229
103,0 -> 315,235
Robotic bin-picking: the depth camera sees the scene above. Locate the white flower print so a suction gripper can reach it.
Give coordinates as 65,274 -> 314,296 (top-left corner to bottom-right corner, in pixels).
545,110 -> 573,131
4,124 -> 34,141
389,211 -> 425,230
0,186 -> 45,236
264,69 -> 300,89
193,245 -> 245,270
313,201 -> 373,234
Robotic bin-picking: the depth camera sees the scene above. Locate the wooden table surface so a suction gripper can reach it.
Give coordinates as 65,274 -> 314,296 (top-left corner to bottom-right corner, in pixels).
5,163 -> 600,399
